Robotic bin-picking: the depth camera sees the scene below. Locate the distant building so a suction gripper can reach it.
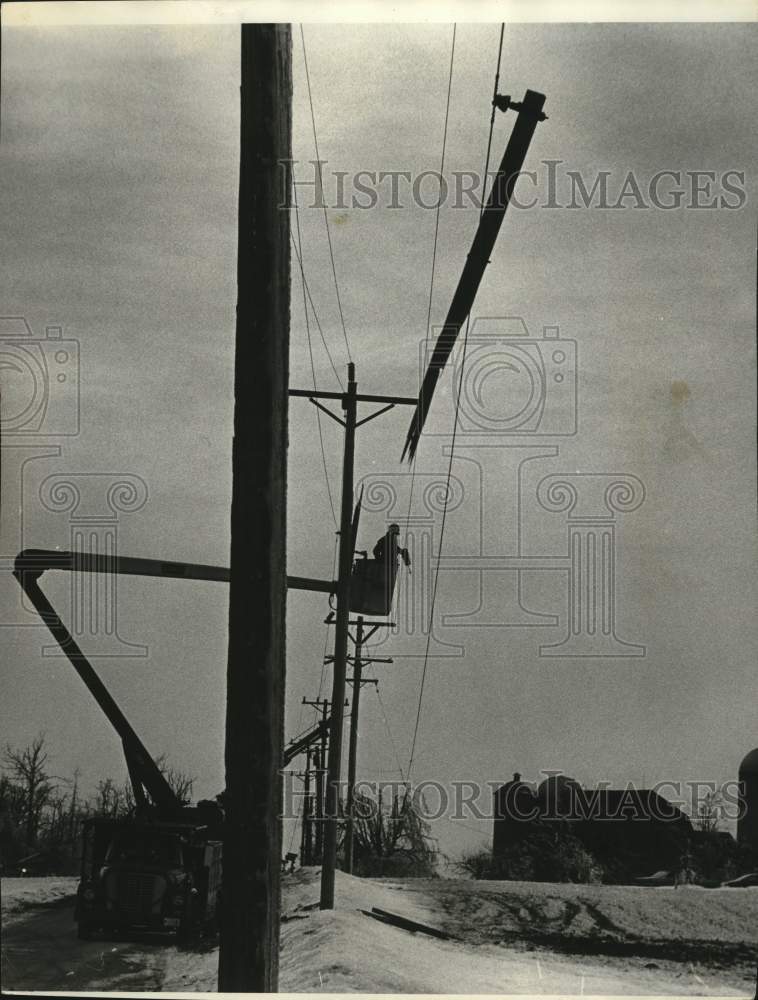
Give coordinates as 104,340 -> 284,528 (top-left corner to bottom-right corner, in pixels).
493,773 -> 537,856
738,748 -> 758,852
493,771 -> 693,880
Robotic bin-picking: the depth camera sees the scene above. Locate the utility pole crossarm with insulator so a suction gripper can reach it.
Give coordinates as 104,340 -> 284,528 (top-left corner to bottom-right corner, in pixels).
289,370 -> 415,910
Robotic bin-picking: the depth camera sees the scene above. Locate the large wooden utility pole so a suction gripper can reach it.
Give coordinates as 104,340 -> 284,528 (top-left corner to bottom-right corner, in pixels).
218,23 -> 291,993
319,362 -> 357,908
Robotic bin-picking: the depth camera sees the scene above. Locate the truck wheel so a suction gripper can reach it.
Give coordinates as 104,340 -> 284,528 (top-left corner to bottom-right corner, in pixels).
205,909 -> 219,937
177,914 -> 197,946
77,921 -> 93,940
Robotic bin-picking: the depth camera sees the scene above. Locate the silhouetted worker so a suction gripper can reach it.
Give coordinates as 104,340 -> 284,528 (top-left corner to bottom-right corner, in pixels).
373,523 -> 411,571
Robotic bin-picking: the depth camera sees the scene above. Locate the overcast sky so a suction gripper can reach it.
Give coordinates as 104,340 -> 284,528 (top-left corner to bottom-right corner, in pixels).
1,19 -> 755,859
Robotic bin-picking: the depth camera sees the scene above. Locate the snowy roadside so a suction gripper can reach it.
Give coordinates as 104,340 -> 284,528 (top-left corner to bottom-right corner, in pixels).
1,876 -> 79,927
3,871 -> 755,994
160,869 -> 755,995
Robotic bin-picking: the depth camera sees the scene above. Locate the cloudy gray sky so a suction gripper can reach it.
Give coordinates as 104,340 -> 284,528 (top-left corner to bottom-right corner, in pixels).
1,18 -> 755,858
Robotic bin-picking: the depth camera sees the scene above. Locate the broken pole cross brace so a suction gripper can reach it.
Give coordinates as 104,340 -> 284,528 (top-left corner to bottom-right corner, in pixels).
361,908 -> 454,941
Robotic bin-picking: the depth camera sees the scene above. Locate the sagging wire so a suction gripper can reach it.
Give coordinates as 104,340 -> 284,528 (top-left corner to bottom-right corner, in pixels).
300,25 -> 352,368
407,23 -> 506,781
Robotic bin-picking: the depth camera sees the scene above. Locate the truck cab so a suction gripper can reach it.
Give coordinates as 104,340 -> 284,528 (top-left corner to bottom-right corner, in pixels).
75,816 -> 222,941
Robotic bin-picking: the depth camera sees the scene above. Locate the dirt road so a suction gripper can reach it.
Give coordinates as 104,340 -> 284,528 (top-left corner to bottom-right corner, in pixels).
1,895 -> 206,993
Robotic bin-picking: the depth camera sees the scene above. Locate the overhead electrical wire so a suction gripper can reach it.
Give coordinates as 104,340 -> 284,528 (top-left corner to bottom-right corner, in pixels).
423,25 -> 457,356
292,174 -> 340,527
300,25 -> 352,368
401,22 -> 457,586
375,685 -> 406,783
407,24 -> 506,781
290,229 -> 344,391
400,25 -> 509,462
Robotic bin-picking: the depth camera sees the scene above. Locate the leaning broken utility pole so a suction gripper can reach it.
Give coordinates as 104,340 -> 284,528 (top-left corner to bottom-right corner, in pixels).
218,23 -> 291,994
402,90 -> 548,462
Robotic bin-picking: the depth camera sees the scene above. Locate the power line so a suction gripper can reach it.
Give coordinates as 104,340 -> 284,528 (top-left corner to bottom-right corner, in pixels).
423,25 -> 456,353
482,25 -> 506,209
299,25 -> 352,367
290,228 -> 344,390
401,23 -> 457,565
406,23 -> 459,779
407,23 -> 506,780
375,685 -> 406,783
292,174 -> 339,527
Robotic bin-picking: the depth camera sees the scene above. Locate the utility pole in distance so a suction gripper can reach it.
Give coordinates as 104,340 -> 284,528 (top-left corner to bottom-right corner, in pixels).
290,369 -> 416,909
331,616 -> 394,875
300,747 -> 313,866
301,696 -> 330,862
218,23 -> 290,994
344,615 -> 366,878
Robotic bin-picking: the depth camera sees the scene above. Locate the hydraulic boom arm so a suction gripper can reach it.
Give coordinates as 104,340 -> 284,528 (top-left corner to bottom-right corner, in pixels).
13,551 -> 181,812
13,548 -> 337,808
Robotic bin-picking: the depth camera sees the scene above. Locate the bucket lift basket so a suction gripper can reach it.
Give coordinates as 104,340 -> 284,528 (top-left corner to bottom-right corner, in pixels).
349,556 -> 398,616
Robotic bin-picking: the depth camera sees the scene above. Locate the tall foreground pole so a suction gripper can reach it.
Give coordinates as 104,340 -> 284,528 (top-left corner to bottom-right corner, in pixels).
218,23 -> 291,992
320,363 -> 357,909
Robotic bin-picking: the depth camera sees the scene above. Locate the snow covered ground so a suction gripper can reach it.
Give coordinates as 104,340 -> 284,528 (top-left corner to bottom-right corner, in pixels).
164,869 -> 758,994
2,869 -> 756,994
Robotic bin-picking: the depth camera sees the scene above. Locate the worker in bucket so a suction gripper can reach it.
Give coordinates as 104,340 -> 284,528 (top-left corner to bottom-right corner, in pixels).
373,523 -> 411,571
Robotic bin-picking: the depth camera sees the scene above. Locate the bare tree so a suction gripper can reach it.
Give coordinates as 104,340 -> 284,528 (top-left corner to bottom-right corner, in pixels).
3,735 -> 55,847
67,768 -> 81,842
121,779 -> 135,814
695,790 -> 723,833
154,754 -> 195,805
93,777 -> 127,818
42,791 -> 69,846
350,786 -> 439,876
